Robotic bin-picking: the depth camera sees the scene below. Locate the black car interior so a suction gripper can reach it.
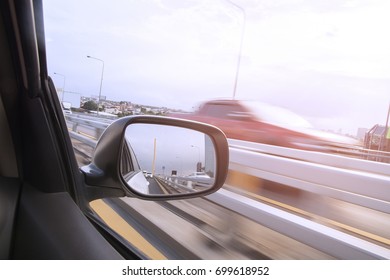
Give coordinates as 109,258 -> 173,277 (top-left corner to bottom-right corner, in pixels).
0,0 -> 123,259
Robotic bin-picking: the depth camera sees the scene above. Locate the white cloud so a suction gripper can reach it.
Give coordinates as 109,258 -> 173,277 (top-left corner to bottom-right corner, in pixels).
242,0 -> 390,79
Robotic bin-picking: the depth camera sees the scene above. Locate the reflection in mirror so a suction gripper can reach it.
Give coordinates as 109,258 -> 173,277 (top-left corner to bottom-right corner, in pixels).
121,124 -> 217,196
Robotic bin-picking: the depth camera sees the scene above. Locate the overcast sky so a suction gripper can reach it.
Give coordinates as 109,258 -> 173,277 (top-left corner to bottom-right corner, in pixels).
44,0 -> 390,135
125,123 -> 207,175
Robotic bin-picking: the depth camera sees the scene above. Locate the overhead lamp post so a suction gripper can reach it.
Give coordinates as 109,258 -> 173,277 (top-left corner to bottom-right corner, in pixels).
380,102 -> 390,152
191,145 -> 201,172
175,156 -> 182,176
226,0 -> 246,100
53,72 -> 66,103
191,145 -> 201,163
87,55 -> 104,115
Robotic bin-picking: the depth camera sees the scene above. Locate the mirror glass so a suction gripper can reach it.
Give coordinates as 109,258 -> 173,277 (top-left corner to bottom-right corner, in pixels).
121,123 -> 217,196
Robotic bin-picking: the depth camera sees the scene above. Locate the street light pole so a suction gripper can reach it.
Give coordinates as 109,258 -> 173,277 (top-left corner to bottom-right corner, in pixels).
380,102 -> 390,152
191,145 -> 201,163
191,145 -> 201,172
53,72 -> 66,103
87,55 -> 104,115
152,138 -> 157,176
226,0 -> 246,100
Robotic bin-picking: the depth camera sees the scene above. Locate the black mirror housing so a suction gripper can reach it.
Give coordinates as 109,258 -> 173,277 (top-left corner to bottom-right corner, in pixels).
81,116 -> 229,201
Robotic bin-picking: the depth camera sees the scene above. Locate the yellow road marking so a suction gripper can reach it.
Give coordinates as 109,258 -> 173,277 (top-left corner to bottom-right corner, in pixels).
225,183 -> 390,247
67,128 -> 97,140
155,179 -> 170,195
78,131 -> 97,140
90,199 -> 167,259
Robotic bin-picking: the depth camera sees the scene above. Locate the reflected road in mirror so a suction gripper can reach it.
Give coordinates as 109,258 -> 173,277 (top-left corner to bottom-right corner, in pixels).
122,123 -> 217,196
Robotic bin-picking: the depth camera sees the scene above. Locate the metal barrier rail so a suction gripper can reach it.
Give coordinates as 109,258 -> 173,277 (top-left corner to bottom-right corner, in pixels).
66,114 -> 111,139
228,139 -> 390,176
206,189 -> 390,259
156,175 -> 213,191
68,131 -> 97,148
155,176 -> 197,193
228,139 -> 390,214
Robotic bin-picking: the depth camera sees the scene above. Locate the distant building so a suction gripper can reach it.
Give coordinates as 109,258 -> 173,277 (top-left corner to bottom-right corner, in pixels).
119,102 -> 131,112
357,128 -> 369,141
364,124 -> 390,152
105,107 -> 121,114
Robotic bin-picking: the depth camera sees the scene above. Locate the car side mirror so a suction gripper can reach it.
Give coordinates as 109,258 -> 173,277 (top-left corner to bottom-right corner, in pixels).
80,116 -> 229,201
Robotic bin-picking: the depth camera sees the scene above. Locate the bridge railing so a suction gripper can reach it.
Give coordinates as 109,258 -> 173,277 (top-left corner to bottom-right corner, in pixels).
228,139 -> 390,214
156,174 -> 214,192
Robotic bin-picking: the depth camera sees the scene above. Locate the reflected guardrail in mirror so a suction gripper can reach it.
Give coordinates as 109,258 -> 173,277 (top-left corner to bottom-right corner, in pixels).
154,174 -> 214,195
121,123 -> 217,196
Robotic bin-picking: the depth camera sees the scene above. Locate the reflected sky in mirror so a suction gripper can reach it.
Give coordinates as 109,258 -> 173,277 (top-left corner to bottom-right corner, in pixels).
125,124 -> 215,178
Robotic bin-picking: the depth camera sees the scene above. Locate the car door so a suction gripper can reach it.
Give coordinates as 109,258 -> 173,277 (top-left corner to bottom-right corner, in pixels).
0,0 -> 126,260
